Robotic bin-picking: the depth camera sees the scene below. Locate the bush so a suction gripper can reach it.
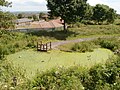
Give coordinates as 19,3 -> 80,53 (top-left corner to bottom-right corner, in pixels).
116,23 -> 120,25
81,20 -> 95,25
32,67 -> 86,90
71,42 -> 95,53
31,57 -> 120,90
99,40 -> 118,51
82,57 -> 120,90
0,60 -> 30,90
0,30 -> 39,56
69,22 -> 85,28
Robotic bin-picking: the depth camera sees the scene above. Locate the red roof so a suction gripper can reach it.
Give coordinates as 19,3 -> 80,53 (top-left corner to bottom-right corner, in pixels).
16,19 -> 63,29
31,19 -> 63,29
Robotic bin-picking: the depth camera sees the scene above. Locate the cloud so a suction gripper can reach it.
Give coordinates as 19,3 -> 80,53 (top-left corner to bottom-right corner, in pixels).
3,0 -> 47,11
23,1 -> 45,6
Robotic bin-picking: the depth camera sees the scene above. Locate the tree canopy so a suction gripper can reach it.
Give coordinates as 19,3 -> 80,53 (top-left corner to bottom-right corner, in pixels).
92,4 -> 116,24
17,13 -> 23,19
0,0 -> 11,7
47,0 -> 88,31
0,0 -> 15,30
33,15 -> 39,21
47,0 -> 117,27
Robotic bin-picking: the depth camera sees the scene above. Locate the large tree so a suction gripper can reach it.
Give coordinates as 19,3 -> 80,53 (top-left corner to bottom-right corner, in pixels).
0,0 -> 15,29
92,4 -> 116,24
47,0 -> 88,31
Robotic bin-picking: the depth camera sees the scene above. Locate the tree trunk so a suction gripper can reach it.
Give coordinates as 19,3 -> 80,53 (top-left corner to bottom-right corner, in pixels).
63,20 -> 67,32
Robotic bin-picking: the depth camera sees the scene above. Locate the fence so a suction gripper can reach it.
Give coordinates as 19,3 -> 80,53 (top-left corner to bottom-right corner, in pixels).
37,41 -> 52,52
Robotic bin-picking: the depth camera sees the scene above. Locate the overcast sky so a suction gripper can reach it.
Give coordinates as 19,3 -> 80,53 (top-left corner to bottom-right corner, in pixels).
2,0 -> 120,14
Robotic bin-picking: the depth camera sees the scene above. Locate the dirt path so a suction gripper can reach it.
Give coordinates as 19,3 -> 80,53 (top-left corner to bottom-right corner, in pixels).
51,37 -> 97,49
51,35 -> 118,49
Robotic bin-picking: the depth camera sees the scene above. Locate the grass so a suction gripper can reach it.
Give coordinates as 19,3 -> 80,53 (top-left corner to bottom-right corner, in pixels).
7,48 -> 114,78
27,25 -> 120,40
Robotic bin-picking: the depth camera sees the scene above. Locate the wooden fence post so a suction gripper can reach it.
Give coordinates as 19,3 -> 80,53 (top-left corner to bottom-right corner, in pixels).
50,42 -> 52,50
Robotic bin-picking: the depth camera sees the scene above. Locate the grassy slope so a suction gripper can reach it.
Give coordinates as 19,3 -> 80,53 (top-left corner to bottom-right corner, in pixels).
28,25 -> 120,41
7,48 -> 114,78
67,25 -> 120,40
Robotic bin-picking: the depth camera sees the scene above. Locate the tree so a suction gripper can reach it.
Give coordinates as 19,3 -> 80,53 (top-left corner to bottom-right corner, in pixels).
83,4 -> 93,20
0,0 -> 15,29
92,4 -> 116,24
107,8 -> 116,24
17,13 -> 23,19
47,0 -> 88,31
32,15 -> 39,21
0,0 -> 11,7
39,12 -> 45,19
0,11 -> 15,29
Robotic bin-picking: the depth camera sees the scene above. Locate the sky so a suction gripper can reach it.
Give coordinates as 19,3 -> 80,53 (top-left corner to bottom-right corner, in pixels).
2,0 -> 120,14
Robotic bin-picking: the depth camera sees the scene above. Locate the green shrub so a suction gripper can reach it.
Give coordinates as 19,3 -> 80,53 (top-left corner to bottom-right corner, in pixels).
81,57 -> 120,90
99,40 -> 118,51
71,42 -> 95,53
31,56 -> 120,90
0,60 -> 29,90
0,30 -> 39,56
116,23 -> 120,25
69,22 -> 85,28
32,67 -> 86,90
81,20 -> 95,25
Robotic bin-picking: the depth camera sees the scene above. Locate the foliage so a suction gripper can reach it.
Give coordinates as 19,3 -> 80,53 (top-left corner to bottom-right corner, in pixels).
68,25 -> 120,39
93,37 -> 120,51
17,13 -> 23,19
107,8 -> 117,24
0,11 -> 15,29
0,30 -> 37,59
69,22 -> 85,28
39,12 -> 45,19
0,0 -> 15,29
83,57 -> 120,90
32,68 -> 83,90
92,4 -> 116,24
47,0 -> 88,31
99,39 -> 118,51
71,42 -> 95,52
31,56 -> 120,90
82,4 -> 93,20
32,15 -> 39,21
116,14 -> 120,19
59,37 -> 120,53
0,59 -> 30,90
0,0 -> 11,7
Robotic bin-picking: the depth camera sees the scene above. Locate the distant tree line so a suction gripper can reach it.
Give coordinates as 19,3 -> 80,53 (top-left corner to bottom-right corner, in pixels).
17,12 -> 46,21
47,0 -> 117,31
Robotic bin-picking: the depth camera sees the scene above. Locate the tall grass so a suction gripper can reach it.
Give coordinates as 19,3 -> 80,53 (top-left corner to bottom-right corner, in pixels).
0,30 -> 38,59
